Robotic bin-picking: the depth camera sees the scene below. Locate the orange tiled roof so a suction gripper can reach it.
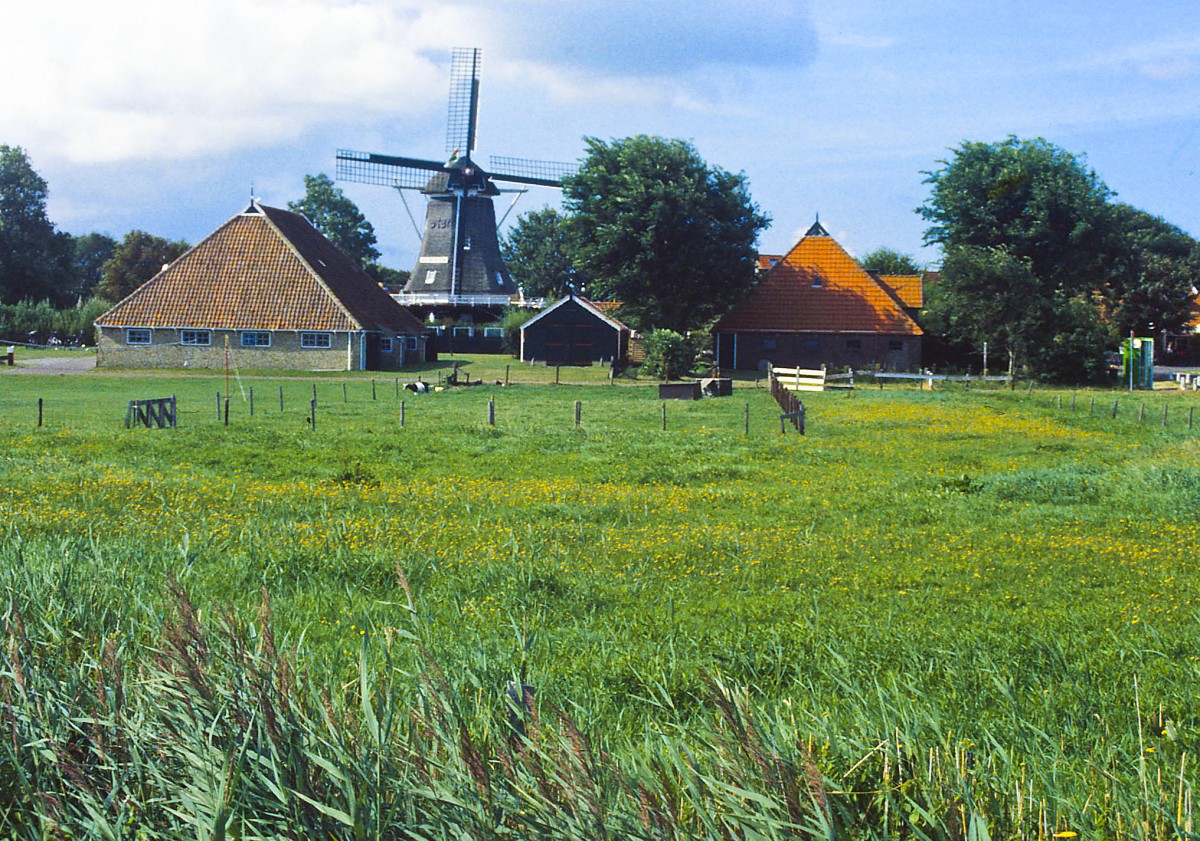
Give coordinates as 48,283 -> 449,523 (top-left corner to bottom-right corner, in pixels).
714,229 -> 922,336
756,254 -> 783,272
875,274 -> 924,309
97,203 -> 425,334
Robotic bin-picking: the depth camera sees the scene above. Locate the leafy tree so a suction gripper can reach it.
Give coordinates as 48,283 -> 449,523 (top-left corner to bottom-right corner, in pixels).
289,173 -> 380,267
640,329 -> 696,380
919,137 -> 1117,379
71,233 -> 118,299
1100,203 -> 1198,336
0,145 -> 74,305
95,231 -> 189,302
859,247 -> 922,275
562,136 -> 769,332
501,207 -> 588,300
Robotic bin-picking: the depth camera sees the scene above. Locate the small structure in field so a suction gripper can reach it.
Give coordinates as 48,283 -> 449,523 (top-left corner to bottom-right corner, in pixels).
95,201 -> 428,371
712,220 -> 924,371
519,294 -> 632,366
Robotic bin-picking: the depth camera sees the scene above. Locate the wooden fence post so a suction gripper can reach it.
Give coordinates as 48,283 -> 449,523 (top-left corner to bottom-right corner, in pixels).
38,397 -> 43,428
372,379 -> 377,400
279,386 -> 284,412
1112,400 -> 1119,419
400,399 -> 405,428
574,400 -> 581,427
488,396 -> 496,426
744,402 -> 750,435
342,382 -> 348,403
223,397 -> 230,426
309,399 -> 316,431
1138,403 -> 1145,423
249,388 -> 254,417
505,365 -> 510,387
216,391 -> 222,420
1163,403 -> 1169,429
1189,406 -> 1195,431
661,402 -> 667,431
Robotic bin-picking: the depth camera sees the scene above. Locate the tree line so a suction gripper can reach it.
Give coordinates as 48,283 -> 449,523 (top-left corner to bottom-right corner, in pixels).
4,135 -> 1196,381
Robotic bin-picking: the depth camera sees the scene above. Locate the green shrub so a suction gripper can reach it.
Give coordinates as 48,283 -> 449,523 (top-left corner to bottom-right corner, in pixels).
640,329 -> 695,379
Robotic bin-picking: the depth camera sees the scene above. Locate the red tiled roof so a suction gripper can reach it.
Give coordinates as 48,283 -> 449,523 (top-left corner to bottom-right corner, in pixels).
756,254 -> 783,272
97,203 -> 425,334
714,230 -> 922,336
875,274 -> 924,309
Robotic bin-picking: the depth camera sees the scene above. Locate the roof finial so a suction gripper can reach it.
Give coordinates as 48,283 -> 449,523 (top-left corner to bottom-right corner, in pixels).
805,215 -> 829,238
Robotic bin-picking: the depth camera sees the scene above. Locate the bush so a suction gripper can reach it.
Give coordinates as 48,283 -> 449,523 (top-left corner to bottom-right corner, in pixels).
498,306 -> 537,356
640,329 -> 696,380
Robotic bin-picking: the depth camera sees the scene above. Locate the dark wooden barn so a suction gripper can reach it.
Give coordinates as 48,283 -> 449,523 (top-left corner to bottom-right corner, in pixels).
519,295 -> 630,366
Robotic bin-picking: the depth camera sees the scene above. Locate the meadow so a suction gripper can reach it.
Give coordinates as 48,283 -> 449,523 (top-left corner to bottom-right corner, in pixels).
2,360 -> 1199,838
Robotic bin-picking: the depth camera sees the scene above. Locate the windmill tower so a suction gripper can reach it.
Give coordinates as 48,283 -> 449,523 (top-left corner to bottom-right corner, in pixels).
336,48 -> 574,319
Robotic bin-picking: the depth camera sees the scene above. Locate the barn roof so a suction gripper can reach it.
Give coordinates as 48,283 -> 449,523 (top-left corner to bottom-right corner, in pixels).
521,294 -> 631,333
97,202 -> 425,334
875,274 -> 924,309
713,224 -> 923,336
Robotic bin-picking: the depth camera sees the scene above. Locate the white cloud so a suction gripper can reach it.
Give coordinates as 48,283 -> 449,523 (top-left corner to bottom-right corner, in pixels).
1,0 -> 467,163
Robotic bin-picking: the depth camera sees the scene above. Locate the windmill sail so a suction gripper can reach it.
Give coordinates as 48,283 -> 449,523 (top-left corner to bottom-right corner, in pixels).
336,47 -> 575,311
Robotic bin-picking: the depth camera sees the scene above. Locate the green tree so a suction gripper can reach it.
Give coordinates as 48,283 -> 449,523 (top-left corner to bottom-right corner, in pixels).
501,207 -> 587,300
563,136 -> 769,332
0,145 -> 74,305
859,247 -> 922,275
71,232 -> 118,299
95,231 -> 189,302
1101,203 -> 1198,336
919,137 -> 1116,379
289,173 -> 380,267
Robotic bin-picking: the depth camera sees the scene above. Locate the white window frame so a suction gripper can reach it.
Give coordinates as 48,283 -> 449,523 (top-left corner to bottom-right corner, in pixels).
300,332 -> 333,349
452,326 -> 473,338
405,336 -> 419,351
482,326 -> 503,339
180,329 -> 211,346
241,331 -> 271,348
126,328 -> 151,345
380,337 -> 394,352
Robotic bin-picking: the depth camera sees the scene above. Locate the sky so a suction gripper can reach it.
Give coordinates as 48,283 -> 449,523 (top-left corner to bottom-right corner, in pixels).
4,0 -> 1199,272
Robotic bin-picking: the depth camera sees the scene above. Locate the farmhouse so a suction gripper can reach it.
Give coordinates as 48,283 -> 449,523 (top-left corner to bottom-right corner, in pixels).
712,220 -> 923,371
519,294 -> 632,366
95,201 -> 428,371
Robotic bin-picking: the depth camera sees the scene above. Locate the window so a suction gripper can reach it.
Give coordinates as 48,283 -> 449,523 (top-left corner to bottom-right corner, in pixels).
180,329 -> 210,346
482,327 -> 503,339
761,337 -> 778,351
241,331 -> 271,348
846,339 -> 862,351
803,338 -> 821,352
300,332 -> 332,349
452,326 -> 473,337
405,336 -> 419,351
811,273 -> 824,289
424,269 -> 437,285
380,337 -> 393,352
888,340 -> 904,352
126,328 -> 151,345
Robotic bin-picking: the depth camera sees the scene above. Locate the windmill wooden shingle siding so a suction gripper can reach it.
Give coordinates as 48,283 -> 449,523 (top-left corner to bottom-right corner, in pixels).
712,220 -> 923,371
337,47 -> 575,318
94,202 -> 428,370
519,295 -> 631,366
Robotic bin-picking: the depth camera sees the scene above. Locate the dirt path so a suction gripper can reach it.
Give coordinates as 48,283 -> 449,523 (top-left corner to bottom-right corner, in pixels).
4,355 -> 97,375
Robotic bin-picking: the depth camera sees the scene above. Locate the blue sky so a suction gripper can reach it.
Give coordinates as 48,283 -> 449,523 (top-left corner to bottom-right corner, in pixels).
4,0 -> 1198,272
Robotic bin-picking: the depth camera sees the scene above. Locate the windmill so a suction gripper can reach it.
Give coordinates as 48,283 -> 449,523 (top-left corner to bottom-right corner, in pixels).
336,48 -> 574,316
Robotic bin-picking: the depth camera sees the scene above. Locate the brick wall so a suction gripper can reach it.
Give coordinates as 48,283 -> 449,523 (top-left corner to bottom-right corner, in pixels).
96,327 -> 410,371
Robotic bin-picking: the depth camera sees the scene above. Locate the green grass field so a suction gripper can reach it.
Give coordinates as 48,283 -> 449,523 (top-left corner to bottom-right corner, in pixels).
2,365 -> 1199,838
